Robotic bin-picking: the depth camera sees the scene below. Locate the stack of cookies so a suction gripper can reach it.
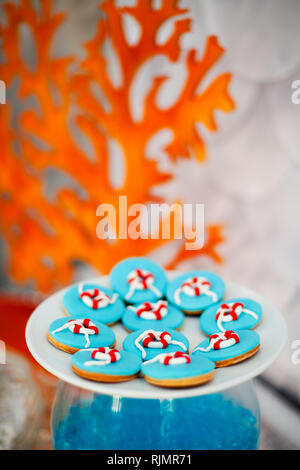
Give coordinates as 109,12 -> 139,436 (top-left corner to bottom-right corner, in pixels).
47,257 -> 261,388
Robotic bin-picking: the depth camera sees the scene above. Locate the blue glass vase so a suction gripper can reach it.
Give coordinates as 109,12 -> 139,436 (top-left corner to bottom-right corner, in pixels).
51,379 -> 260,450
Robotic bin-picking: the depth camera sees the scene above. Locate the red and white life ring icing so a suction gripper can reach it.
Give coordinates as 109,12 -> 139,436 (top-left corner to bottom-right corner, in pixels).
51,318 -> 99,347
215,302 -> 258,331
194,330 -> 240,353
79,283 -> 118,309
174,276 -> 217,305
129,300 -> 168,320
126,269 -> 161,300
135,329 -> 187,359
84,347 -> 121,366
144,351 -> 191,365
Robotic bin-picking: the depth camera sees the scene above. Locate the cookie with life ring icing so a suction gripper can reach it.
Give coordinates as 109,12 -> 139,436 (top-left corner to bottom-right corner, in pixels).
200,297 -> 262,336
123,328 -> 189,361
192,330 -> 260,367
166,271 -> 225,314
63,282 -> 124,325
72,347 -> 142,383
110,257 -> 167,304
122,300 -> 184,332
47,317 -> 115,354
141,351 -> 215,388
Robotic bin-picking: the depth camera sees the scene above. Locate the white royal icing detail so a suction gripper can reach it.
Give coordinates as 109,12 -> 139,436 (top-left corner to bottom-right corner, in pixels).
128,300 -> 168,320
84,347 -> 121,366
194,330 -> 240,353
134,329 -> 187,359
78,283 -> 118,309
174,276 -> 218,306
216,302 -> 258,331
126,269 -> 162,301
143,351 -> 191,365
51,318 -> 99,348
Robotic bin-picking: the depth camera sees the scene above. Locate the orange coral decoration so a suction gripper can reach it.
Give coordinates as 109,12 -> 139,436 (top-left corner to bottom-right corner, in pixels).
0,0 -> 234,291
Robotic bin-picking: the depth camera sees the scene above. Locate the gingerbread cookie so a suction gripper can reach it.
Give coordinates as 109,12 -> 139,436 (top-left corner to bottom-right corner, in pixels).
47,317 -> 115,354
123,328 -> 189,361
167,271 -> 225,314
110,257 -> 167,304
122,300 -> 184,332
72,347 -> 142,383
63,282 -> 124,325
193,330 -> 260,367
200,297 -> 262,335
141,351 -> 215,388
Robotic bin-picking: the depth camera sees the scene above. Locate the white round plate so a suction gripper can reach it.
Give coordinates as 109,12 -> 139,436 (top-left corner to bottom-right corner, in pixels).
26,273 -> 287,399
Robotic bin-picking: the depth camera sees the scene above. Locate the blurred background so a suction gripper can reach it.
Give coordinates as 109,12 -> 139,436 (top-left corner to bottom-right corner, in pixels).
1,0 -> 300,450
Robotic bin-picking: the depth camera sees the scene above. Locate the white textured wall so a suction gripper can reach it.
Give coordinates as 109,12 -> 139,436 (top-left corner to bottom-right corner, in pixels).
155,0 -> 300,396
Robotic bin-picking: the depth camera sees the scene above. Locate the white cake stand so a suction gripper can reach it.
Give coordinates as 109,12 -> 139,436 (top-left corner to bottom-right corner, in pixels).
25,274 -> 287,399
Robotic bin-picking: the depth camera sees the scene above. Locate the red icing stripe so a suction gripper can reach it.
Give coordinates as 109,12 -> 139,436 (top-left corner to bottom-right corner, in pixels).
159,331 -> 170,348
129,269 -> 154,289
163,351 -> 190,365
109,349 -> 119,362
142,331 -> 170,349
143,332 -> 156,347
136,302 -> 165,320
208,330 -> 240,350
216,302 -> 244,321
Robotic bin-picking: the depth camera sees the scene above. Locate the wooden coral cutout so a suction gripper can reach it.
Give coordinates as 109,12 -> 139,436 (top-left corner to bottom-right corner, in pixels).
0,0 -> 234,291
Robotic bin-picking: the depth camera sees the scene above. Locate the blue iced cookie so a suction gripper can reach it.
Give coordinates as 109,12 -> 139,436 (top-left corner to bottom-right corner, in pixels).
166,271 -> 225,314
200,297 -> 262,335
141,351 -> 215,388
47,317 -> 115,354
193,330 -> 260,367
122,300 -> 184,332
63,282 -> 124,325
123,327 -> 189,361
72,347 -> 142,382
110,257 -> 167,304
